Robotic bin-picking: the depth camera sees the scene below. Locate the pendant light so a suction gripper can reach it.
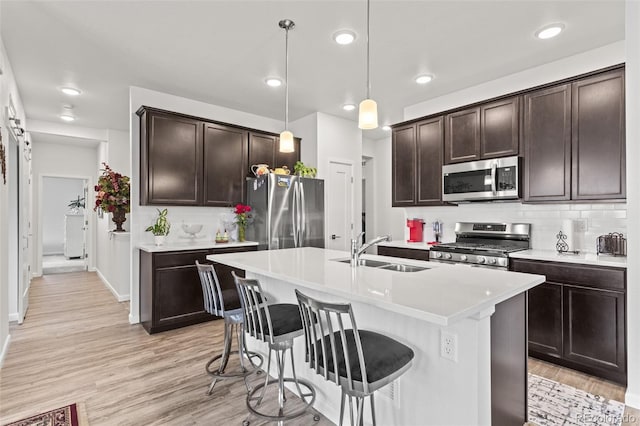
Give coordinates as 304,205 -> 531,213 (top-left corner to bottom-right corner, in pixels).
358,0 -> 378,130
279,19 -> 295,153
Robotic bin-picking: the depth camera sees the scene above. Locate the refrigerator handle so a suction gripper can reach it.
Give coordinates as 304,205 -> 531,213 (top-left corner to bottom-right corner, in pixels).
292,180 -> 299,247
299,180 -> 306,246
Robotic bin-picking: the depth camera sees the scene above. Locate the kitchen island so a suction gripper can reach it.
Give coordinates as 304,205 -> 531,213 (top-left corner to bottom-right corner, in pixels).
207,247 -> 545,425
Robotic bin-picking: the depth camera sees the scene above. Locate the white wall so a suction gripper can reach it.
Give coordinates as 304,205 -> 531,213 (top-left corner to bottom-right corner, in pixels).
0,34 -> 27,366
290,112 -> 318,168
41,177 -> 85,255
128,86 -> 284,323
31,142 -> 98,276
625,0 -> 640,409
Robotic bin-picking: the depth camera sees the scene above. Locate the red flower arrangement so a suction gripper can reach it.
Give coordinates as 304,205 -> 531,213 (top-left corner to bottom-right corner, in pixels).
94,163 -> 131,213
234,203 -> 252,227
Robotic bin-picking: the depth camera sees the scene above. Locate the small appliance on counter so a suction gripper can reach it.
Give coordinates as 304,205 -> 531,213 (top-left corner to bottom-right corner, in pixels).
596,232 -> 627,257
432,220 -> 443,243
406,218 -> 425,242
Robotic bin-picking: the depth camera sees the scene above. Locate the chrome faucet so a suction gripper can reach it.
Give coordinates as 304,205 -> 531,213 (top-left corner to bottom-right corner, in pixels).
351,233 -> 392,267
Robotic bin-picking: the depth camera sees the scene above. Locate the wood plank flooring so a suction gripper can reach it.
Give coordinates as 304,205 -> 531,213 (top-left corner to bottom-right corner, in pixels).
0,272 -> 329,425
3,271 -> 640,425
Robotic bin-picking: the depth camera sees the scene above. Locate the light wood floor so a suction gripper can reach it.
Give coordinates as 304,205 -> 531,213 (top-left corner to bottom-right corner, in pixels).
2,272 -> 640,425
0,272 -> 330,425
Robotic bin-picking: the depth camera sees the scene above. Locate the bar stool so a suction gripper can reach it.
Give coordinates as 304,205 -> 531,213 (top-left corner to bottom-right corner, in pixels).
232,272 -> 317,424
195,261 -> 262,395
295,289 -> 414,426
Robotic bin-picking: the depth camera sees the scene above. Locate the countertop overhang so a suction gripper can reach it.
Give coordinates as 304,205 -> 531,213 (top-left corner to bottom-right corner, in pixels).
138,240 -> 258,253
207,247 -> 545,326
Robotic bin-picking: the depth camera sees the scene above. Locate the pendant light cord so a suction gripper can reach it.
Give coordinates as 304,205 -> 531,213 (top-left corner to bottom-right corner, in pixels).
285,25 -> 290,130
366,0 -> 371,100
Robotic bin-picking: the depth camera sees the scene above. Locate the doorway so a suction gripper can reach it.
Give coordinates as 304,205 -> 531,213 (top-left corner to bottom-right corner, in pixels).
41,176 -> 88,274
326,160 -> 354,251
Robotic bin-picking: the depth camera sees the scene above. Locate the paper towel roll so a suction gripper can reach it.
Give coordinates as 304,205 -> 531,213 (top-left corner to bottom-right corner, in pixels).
561,219 -> 575,252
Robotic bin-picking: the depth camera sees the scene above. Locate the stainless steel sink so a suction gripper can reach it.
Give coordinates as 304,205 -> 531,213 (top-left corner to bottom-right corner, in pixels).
334,258 -> 390,268
332,258 -> 429,272
379,263 -> 429,273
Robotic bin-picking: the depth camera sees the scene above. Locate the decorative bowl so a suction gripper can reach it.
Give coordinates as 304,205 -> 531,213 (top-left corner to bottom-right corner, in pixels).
182,223 -> 203,237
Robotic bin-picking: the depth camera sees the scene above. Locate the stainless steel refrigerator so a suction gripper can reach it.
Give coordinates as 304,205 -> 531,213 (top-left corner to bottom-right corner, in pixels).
246,174 -> 324,250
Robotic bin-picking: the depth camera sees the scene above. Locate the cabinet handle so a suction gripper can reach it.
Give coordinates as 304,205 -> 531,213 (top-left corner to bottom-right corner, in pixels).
331,234 -> 341,240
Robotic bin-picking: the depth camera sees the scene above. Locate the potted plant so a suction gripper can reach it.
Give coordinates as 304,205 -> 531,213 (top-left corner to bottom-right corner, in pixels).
94,163 -> 130,231
294,161 -> 317,178
146,208 -> 171,245
68,195 -> 85,214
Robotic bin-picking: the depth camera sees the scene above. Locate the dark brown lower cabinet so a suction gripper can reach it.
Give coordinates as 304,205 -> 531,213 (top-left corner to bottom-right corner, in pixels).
511,258 -> 627,385
377,246 -> 430,261
140,245 -> 257,334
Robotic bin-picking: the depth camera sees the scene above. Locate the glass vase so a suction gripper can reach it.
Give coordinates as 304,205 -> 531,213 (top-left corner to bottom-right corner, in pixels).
238,225 -> 246,242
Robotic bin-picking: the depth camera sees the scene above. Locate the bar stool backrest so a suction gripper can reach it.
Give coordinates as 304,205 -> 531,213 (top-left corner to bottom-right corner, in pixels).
295,289 -> 370,395
196,261 -> 225,317
232,271 -> 275,345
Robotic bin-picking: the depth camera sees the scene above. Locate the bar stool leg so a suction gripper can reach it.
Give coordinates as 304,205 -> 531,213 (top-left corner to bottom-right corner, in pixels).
370,394 -> 376,426
339,390 -> 346,426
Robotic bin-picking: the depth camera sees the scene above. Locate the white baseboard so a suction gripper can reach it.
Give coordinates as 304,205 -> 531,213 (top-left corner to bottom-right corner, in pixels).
95,269 -> 129,302
88,267 -> 97,272
32,272 -> 42,278
129,313 -> 139,324
626,390 -> 640,409
8,313 -> 19,323
0,334 -> 11,369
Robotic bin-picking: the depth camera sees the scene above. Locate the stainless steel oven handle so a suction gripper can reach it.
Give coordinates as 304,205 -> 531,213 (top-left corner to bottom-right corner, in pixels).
491,162 -> 497,195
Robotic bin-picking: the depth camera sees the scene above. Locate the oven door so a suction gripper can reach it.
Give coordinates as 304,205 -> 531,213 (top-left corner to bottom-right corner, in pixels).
442,156 -> 519,202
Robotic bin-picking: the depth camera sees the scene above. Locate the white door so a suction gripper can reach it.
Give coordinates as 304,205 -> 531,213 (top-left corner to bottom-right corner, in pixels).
82,180 -> 89,267
327,161 -> 353,251
18,135 -> 31,323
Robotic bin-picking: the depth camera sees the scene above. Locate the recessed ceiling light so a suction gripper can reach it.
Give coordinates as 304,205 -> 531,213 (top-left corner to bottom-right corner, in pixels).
343,103 -> 356,111
333,30 -> 356,45
535,23 -> 565,40
60,87 -> 81,96
382,125 -> 391,131
265,77 -> 283,87
415,75 -> 433,85
60,114 -> 76,122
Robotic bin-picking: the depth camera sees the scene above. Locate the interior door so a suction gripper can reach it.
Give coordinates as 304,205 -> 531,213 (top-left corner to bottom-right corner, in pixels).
327,161 -> 353,252
82,180 -> 89,268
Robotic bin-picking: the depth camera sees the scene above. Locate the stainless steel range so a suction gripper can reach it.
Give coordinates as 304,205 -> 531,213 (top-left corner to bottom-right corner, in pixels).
429,222 -> 531,270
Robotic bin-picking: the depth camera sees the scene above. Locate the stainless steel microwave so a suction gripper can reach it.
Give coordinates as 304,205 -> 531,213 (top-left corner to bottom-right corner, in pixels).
442,156 -> 520,202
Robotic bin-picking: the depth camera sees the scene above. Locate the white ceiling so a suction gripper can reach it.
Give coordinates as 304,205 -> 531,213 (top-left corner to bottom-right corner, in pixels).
1,1 -> 625,140
29,132 -> 102,148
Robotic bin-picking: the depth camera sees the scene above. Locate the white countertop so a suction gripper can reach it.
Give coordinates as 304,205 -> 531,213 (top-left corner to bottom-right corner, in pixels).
207,247 -> 544,326
137,240 -> 258,253
378,240 -> 443,251
510,249 -> 627,268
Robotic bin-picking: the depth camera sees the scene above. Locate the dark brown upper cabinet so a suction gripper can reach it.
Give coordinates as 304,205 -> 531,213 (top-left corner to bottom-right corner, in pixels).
445,97 -> 519,164
445,107 -> 480,164
392,124 -> 417,206
523,84 -> 572,202
139,109 -> 204,205
203,123 -> 248,206
247,133 -> 301,177
417,117 -> 445,205
392,117 -> 445,207
248,132 -> 277,173
571,69 -> 625,200
480,97 -> 520,158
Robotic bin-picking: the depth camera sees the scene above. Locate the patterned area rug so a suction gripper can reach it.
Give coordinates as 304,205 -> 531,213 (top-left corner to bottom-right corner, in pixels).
528,374 -> 625,426
4,403 -> 79,426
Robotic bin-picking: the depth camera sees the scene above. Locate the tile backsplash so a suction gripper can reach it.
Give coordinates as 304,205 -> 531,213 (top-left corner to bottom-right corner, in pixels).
404,202 -> 627,253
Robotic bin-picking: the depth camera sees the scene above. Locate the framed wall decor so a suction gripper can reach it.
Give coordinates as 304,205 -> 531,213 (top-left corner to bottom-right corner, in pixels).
0,128 -> 6,185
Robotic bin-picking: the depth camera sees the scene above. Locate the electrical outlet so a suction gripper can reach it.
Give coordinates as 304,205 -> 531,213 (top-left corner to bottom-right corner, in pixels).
440,330 -> 458,362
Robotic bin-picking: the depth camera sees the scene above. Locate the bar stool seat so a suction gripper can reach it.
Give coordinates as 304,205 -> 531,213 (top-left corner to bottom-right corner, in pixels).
196,261 -> 262,395
296,289 -> 414,426
232,272 -> 317,424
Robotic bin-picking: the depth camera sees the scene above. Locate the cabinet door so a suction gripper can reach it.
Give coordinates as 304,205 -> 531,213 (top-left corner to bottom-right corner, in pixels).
481,97 -> 519,159
392,124 -> 417,206
142,111 -> 203,205
416,117 -> 444,205
248,132 -> 277,175
572,70 -> 625,200
523,84 -> 571,201
527,283 -> 563,359
563,285 -> 626,383
203,123 -> 248,206
377,246 -> 429,261
155,264 -> 210,329
444,107 -> 480,164
275,137 -> 301,173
